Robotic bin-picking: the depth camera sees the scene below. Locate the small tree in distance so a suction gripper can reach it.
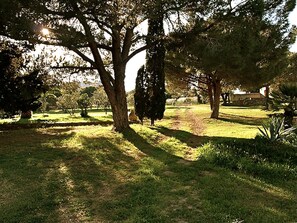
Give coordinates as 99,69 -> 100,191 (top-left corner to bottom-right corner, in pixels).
56,82 -> 80,115
92,87 -> 110,114
78,93 -> 91,117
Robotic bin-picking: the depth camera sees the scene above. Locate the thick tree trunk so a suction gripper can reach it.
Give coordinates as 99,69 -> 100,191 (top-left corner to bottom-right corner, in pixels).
103,64 -> 129,132
89,37 -> 130,132
151,119 -> 155,126
210,80 -> 222,119
111,102 -> 129,132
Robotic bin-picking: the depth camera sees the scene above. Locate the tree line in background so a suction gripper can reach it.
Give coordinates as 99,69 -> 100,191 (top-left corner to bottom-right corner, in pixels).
0,41 -> 110,119
0,0 -> 296,131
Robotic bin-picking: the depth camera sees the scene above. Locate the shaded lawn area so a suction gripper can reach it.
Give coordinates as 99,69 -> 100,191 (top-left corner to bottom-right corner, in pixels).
0,106 -> 296,222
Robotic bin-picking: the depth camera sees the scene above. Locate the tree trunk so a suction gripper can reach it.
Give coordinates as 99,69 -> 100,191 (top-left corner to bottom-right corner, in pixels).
103,64 -> 129,132
111,102 -> 129,131
89,37 -> 130,132
21,110 -> 32,119
150,119 -> 155,126
264,85 -> 270,110
207,81 -> 214,110
210,80 -> 222,119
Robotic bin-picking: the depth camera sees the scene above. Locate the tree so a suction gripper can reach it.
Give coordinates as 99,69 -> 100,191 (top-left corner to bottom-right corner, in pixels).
81,86 -> 97,98
134,66 -> 147,124
0,41 -> 47,118
56,82 -> 80,115
167,0 -> 296,118
39,91 -> 57,114
0,0 -> 216,131
92,87 -> 110,113
145,6 -> 166,125
78,93 -> 91,117
134,1 -> 166,125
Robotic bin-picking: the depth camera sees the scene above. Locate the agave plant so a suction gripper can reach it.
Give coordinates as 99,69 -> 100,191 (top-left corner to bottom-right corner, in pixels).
258,117 -> 296,142
270,82 -> 297,128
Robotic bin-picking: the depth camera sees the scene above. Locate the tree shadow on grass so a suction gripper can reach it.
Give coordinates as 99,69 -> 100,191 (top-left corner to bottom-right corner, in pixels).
154,126 -> 210,148
0,127 -> 131,223
1,127 -> 296,222
123,128 -> 183,165
218,112 -> 267,126
121,127 -> 297,222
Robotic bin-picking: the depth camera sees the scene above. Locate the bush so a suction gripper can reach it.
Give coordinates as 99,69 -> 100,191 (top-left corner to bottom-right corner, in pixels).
257,117 -> 296,142
198,139 -> 297,180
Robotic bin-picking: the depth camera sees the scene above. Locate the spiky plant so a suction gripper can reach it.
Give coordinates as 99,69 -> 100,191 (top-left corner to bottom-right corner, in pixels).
258,117 -> 295,142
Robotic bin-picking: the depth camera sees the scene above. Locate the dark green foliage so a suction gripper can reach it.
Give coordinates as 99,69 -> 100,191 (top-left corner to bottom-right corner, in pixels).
81,86 -> 97,98
134,66 -> 147,124
145,13 -> 166,125
0,42 -> 47,117
257,117 -> 296,142
134,11 -> 166,125
270,82 -> 297,127
78,93 -> 91,117
200,138 -> 297,180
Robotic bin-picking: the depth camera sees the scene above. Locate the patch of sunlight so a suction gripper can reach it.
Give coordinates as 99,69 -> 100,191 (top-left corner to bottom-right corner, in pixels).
57,162 -> 92,222
204,120 -> 259,138
232,174 -> 293,199
263,206 -> 287,218
59,163 -> 75,190
0,179 -> 19,205
159,137 -> 188,157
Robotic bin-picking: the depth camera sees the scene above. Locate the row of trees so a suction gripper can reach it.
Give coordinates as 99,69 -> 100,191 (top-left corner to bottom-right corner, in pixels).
0,0 -> 296,131
54,83 -> 110,117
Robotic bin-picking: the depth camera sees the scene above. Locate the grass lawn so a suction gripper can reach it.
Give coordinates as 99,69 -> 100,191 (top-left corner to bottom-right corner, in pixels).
0,105 -> 296,222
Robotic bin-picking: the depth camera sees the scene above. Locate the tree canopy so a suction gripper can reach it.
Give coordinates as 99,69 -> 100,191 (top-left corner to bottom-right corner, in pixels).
0,0 -> 204,131
0,41 -> 48,118
166,0 -> 296,118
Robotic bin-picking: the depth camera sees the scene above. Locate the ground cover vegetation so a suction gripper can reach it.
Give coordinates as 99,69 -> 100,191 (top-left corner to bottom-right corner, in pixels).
0,105 -> 296,222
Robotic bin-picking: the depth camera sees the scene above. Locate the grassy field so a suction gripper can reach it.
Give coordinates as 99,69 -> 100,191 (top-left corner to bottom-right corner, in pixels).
0,108 -> 113,124
0,105 -> 296,222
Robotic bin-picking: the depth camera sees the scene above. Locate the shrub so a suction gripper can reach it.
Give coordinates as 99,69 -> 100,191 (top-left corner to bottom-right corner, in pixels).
257,117 -> 295,142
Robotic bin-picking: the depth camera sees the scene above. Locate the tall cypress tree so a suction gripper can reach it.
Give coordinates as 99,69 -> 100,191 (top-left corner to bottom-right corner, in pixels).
145,8 -> 166,126
134,65 -> 147,124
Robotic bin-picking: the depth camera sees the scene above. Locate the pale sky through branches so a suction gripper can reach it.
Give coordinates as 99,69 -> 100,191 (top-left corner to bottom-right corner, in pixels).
125,6 -> 297,91
36,5 -> 297,92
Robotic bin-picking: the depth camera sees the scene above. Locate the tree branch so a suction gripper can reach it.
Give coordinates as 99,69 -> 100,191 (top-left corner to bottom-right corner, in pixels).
68,46 -> 95,66
125,45 -> 148,63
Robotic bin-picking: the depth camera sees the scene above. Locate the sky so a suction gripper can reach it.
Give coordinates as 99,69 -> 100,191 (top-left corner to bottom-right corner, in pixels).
124,6 -> 297,91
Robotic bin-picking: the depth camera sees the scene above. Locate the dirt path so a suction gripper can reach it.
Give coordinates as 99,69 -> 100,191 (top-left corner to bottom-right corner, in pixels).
167,108 -> 206,161
170,108 -> 205,135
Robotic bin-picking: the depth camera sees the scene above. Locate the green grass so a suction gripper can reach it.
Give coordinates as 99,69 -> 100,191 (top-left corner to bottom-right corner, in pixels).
0,108 -> 113,124
0,105 -> 296,222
